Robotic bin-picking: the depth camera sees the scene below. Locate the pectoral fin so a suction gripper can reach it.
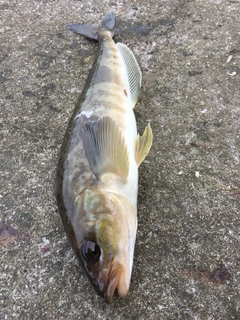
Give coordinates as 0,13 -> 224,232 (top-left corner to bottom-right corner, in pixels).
82,117 -> 129,180
135,123 -> 153,166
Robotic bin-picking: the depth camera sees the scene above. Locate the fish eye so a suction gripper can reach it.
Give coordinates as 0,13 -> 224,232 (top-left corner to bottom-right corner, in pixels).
82,240 -> 101,263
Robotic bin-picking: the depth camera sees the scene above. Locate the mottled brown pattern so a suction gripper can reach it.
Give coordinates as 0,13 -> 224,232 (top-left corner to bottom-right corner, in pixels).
69,140 -> 95,195
92,65 -> 121,86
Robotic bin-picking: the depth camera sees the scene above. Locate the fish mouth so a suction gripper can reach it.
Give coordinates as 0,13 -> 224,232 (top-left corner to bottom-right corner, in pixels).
103,261 -> 127,304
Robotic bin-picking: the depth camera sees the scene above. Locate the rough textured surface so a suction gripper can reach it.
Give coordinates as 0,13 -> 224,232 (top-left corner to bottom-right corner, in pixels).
0,0 -> 239,319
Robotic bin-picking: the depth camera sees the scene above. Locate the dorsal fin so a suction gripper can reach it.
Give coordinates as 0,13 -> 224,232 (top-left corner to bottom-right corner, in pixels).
116,42 -> 142,107
82,117 -> 129,181
135,123 -> 153,166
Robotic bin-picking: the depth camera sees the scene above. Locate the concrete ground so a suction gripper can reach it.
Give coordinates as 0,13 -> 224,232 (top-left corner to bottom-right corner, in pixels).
1,0 -> 239,319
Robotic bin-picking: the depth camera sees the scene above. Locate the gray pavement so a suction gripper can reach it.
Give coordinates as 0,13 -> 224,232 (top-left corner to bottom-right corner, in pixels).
1,0 -> 239,319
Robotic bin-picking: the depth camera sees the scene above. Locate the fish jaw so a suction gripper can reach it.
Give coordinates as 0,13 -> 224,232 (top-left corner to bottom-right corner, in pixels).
79,243 -> 132,304
84,260 -> 130,304
104,261 -> 127,304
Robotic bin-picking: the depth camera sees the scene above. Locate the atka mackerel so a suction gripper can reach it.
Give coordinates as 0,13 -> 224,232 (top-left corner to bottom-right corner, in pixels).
56,13 -> 153,303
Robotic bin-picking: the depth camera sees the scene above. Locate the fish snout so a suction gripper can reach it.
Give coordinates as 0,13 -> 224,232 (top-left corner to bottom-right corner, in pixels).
102,261 -> 128,304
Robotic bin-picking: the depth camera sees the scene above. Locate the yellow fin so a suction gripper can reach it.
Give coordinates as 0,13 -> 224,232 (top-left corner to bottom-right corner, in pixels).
135,123 -> 153,166
82,116 -> 129,180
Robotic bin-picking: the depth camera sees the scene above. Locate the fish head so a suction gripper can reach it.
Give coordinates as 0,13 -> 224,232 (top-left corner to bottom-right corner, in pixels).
78,192 -> 137,303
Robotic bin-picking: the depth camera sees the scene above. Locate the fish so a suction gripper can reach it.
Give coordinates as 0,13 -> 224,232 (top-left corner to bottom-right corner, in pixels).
56,12 -> 153,304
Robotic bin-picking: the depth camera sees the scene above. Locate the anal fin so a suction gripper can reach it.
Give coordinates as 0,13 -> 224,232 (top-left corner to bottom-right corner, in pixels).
82,117 -> 129,181
135,123 -> 153,166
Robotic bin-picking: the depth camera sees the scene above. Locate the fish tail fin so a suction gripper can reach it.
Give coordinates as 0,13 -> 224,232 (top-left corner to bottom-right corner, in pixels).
67,12 -> 115,40
101,12 -> 115,35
